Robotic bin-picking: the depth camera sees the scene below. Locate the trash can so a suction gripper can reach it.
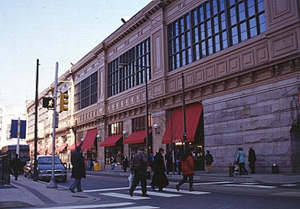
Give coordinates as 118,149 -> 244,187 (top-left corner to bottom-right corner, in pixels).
229,164 -> 234,177
272,164 -> 279,174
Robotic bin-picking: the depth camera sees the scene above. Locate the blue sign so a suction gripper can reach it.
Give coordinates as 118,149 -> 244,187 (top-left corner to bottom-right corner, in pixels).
10,120 -> 26,139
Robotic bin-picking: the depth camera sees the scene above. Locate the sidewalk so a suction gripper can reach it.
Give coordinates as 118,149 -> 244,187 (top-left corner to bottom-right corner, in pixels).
0,177 -> 97,209
86,166 -> 300,185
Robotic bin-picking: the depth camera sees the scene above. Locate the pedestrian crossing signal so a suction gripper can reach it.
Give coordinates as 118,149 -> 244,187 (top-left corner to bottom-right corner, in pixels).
42,97 -> 54,109
59,93 -> 69,112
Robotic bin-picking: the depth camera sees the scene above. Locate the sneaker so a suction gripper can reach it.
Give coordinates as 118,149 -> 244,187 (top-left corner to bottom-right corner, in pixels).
142,193 -> 149,197
176,185 -> 180,191
69,188 -> 75,193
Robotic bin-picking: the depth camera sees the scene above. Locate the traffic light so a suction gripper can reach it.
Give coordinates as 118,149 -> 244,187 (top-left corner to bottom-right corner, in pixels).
59,93 -> 69,112
42,97 -> 54,109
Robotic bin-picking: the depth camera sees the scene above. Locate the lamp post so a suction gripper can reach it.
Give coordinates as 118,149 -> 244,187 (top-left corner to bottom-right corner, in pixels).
33,59 -> 39,181
181,73 -> 187,153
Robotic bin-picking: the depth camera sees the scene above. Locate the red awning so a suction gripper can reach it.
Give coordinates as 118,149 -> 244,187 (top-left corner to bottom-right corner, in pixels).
162,103 -> 203,144
100,134 -> 123,147
123,129 -> 152,144
68,142 -> 82,151
81,128 -> 98,151
57,144 -> 67,153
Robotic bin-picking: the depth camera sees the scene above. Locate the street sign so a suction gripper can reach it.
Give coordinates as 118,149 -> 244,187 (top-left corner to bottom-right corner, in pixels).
10,120 -> 26,139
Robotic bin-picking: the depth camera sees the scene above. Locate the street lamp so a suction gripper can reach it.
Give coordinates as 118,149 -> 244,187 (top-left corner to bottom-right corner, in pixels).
119,63 -> 151,158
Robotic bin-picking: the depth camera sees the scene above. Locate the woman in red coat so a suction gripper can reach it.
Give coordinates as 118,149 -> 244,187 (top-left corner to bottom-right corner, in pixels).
176,149 -> 194,191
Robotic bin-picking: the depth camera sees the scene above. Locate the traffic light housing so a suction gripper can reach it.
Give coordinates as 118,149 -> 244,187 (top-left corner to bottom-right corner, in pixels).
42,97 -> 54,109
59,93 -> 69,112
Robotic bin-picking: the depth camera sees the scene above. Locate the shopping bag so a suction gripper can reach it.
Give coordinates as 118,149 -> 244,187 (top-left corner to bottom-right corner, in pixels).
128,173 -> 133,188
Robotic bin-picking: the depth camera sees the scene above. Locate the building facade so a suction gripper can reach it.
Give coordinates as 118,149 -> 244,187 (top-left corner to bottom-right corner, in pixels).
27,0 -> 300,173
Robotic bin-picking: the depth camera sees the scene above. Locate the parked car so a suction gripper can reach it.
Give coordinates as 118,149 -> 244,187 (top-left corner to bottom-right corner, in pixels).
23,161 -> 33,178
37,155 -> 67,182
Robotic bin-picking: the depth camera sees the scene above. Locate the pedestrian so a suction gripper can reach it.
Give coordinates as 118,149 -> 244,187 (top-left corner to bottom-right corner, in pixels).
10,154 -> 21,180
122,156 -> 129,172
151,148 -> 169,192
69,146 -> 86,193
110,156 -> 116,170
129,147 -> 148,197
248,147 -> 256,174
205,150 -> 214,173
236,147 -> 248,175
176,148 -> 194,191
165,150 -> 173,175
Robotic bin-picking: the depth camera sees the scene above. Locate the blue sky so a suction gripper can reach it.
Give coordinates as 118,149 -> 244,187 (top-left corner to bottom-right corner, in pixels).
0,0 -> 151,114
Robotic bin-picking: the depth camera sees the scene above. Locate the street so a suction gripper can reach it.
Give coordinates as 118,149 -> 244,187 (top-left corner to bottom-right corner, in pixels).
46,173 -> 300,209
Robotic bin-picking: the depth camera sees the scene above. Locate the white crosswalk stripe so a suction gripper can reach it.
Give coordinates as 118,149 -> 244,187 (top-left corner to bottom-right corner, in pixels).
193,181 -> 233,185
134,190 -> 182,197
120,206 -> 160,209
39,202 -> 135,209
163,188 -> 210,195
223,184 -> 276,189
101,192 -> 151,200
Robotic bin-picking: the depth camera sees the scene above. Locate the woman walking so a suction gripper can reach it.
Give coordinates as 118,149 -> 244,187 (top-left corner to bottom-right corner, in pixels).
236,147 -> 248,175
151,148 -> 169,192
176,148 -> 194,191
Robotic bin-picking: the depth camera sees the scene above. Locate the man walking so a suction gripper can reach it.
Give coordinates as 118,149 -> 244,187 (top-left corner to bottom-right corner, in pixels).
205,150 -> 214,173
69,146 -> 86,193
10,154 -> 21,180
248,147 -> 256,174
129,147 -> 148,197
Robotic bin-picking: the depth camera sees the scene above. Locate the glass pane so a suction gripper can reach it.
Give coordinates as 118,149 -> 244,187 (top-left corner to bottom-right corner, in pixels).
201,23 -> 205,40
175,21 -> 179,36
240,22 -> 248,41
221,13 -> 226,30
180,18 -> 185,33
181,50 -> 186,66
249,17 -> 257,37
186,14 -> 191,29
228,0 -> 235,7
200,6 -> 204,22
194,27 -> 199,43
239,2 -> 245,21
201,41 -> 206,57
259,13 -> 266,33
258,0 -> 265,12
181,34 -> 185,49
195,44 -> 200,60
187,31 -> 191,47
207,20 -> 212,36
248,0 -> 255,17
188,48 -> 192,63
206,2 -> 211,18
230,7 -> 236,25
193,9 -> 198,25
222,32 -> 228,48
213,0 -> 218,15
215,35 -> 220,52
175,37 -> 180,52
214,16 -> 219,33
208,38 -> 213,55
232,26 -> 238,45
176,53 -> 180,68
220,0 -> 225,11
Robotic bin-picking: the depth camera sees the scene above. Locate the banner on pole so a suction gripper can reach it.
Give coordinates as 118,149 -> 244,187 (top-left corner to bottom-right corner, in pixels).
10,120 -> 26,139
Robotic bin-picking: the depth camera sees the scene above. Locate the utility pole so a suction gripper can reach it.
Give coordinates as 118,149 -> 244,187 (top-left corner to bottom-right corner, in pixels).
47,62 -> 58,189
181,73 -> 187,153
33,59 -> 39,181
16,117 -> 20,157
144,67 -> 150,158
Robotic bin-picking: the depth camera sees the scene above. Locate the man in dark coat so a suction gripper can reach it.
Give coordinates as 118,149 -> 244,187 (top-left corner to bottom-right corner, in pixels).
10,154 -> 21,180
69,146 -> 86,193
129,147 -> 148,197
165,150 -> 173,175
248,147 -> 256,174
151,148 -> 169,191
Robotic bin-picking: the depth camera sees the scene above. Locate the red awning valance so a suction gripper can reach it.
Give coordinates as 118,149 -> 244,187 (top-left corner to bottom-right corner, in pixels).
81,128 -> 98,151
100,134 -> 123,147
68,142 -> 82,151
123,130 -> 152,145
162,103 -> 203,144
57,144 -> 67,153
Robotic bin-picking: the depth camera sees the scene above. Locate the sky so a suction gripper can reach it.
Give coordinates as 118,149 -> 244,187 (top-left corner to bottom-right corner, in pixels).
0,0 -> 152,115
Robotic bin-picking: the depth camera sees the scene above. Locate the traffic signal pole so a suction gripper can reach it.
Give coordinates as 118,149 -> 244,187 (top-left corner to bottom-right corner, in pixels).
47,62 -> 58,189
33,59 -> 39,181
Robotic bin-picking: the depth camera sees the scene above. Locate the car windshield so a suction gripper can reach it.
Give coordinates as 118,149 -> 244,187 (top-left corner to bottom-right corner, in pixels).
38,156 -> 62,164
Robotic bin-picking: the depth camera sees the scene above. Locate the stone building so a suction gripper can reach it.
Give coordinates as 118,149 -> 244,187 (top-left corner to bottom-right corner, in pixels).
27,0 -> 300,173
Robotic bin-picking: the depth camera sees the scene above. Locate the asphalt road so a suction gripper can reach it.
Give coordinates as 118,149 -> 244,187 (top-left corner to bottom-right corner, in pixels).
53,173 -> 300,209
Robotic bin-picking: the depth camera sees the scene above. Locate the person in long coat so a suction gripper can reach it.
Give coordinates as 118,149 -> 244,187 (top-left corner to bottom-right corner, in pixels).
248,147 -> 256,174
176,148 -> 195,191
10,154 -> 21,180
151,148 -> 169,191
69,146 -> 86,193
